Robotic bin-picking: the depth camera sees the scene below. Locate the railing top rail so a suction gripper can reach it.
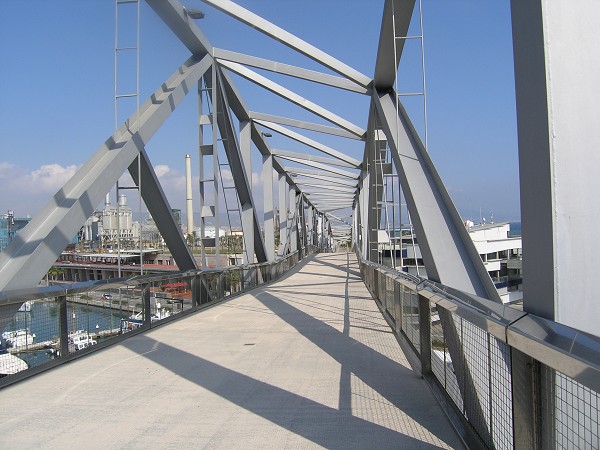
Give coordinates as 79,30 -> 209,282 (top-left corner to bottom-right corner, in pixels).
0,249 -> 307,307
359,252 -> 600,393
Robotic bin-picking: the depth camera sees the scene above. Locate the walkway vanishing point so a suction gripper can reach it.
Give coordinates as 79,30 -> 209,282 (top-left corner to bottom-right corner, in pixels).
0,253 -> 464,449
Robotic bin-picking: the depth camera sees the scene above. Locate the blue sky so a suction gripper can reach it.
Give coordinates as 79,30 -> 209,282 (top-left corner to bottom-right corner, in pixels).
0,0 -> 519,223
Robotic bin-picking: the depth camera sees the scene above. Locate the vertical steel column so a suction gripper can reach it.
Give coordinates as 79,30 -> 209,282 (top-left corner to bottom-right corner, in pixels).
278,173 -> 287,256
57,295 -> 69,358
262,154 -> 275,261
211,63 -> 221,264
358,175 -> 368,258
367,134 -> 385,263
198,78 -> 207,267
289,187 -> 298,253
308,204 -> 315,246
511,0 -> 600,336
239,120 -> 254,265
300,195 -> 307,250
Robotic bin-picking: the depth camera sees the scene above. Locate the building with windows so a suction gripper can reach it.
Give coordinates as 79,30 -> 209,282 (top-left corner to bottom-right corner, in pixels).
0,211 -> 31,252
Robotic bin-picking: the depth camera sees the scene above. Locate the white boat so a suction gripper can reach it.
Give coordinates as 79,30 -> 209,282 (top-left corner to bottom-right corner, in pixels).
1,329 -> 35,348
120,307 -> 172,332
0,353 -> 28,377
68,331 -> 96,352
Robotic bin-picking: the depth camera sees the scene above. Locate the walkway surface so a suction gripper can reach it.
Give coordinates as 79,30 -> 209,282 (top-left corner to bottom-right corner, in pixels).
0,252 -> 464,449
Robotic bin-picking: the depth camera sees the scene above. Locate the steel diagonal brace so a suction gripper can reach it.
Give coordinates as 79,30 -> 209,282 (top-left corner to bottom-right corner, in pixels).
218,60 -> 366,139
0,55 -> 211,291
128,150 -> 195,270
373,90 -> 500,302
213,48 -> 370,95
275,156 -> 358,179
200,0 -> 372,89
254,120 -> 362,167
213,67 -> 268,263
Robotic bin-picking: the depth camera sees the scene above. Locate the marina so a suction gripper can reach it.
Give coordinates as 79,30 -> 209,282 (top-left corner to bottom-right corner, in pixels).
0,298 -> 130,372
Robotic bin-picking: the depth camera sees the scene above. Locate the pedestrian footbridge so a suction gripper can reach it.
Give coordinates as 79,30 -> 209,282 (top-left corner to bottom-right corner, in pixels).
1,1 -> 600,448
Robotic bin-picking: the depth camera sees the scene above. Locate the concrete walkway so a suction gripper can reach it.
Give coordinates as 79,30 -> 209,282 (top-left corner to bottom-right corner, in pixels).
0,253 -> 464,449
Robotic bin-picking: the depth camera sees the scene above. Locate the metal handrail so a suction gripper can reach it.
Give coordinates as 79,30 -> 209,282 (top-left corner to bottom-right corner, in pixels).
0,249 -> 304,308
359,254 -> 600,395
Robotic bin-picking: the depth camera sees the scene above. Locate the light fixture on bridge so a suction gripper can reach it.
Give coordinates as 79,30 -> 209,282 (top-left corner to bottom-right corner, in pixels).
261,132 -> 272,138
183,7 -> 205,19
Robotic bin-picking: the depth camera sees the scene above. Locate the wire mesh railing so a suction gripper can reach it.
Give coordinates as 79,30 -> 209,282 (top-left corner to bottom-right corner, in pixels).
358,253 -> 600,449
0,246 -> 315,388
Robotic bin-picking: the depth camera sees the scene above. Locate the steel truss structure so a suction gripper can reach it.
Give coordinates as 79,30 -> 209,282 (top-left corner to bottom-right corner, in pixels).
0,0 -> 494,301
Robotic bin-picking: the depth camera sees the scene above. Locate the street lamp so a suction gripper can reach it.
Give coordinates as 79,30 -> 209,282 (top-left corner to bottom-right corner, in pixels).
183,7 -> 205,19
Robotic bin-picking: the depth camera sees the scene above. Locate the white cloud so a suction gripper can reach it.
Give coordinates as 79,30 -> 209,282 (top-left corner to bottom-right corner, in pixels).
0,161 -> 80,217
154,164 -> 171,178
0,162 -> 16,179
25,163 -> 79,192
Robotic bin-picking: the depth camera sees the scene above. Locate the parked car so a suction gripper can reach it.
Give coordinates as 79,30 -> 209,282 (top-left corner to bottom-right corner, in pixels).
101,293 -> 113,300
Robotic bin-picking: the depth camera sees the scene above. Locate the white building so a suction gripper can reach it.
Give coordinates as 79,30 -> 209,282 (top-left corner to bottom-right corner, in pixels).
382,222 -> 522,304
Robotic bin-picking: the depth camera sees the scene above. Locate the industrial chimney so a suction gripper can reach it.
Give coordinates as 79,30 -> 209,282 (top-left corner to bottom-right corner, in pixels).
185,154 -> 194,236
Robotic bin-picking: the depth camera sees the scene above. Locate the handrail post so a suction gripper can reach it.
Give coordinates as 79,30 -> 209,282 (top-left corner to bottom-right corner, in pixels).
394,278 -> 403,335
57,295 -> 69,358
191,274 -> 201,309
418,293 -> 431,375
142,285 -> 151,328
511,348 -> 549,450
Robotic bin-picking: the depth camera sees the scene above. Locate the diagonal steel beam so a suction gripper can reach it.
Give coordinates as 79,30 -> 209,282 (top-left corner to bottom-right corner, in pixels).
214,48 -> 370,94
255,120 -> 362,167
0,55 -> 211,290
271,149 -> 357,169
373,90 -> 500,301
218,60 -> 366,139
147,0 -> 213,55
129,151 -> 196,269
278,157 -> 358,179
293,183 -> 356,194
288,170 -> 358,187
213,67 -> 268,263
200,0 -> 372,88
249,112 -> 363,141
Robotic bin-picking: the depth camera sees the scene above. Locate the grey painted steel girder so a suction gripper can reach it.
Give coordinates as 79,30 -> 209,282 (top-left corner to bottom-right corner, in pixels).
306,191 -> 355,199
215,57 -> 301,191
0,54 -> 211,291
199,0 -> 372,89
293,183 -> 356,194
373,90 -> 500,301
289,171 -> 358,188
271,149 -> 358,170
374,0 -> 416,89
213,67 -> 268,263
254,120 -> 362,167
279,159 -> 358,180
147,0 -> 213,55
249,112 -> 364,141
218,60 -> 366,139
129,150 -> 195,267
213,48 -> 370,95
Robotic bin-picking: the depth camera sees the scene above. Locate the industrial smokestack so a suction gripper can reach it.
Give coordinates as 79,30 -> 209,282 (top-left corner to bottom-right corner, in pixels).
105,193 -> 110,206
118,194 -> 127,207
185,154 -> 194,236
